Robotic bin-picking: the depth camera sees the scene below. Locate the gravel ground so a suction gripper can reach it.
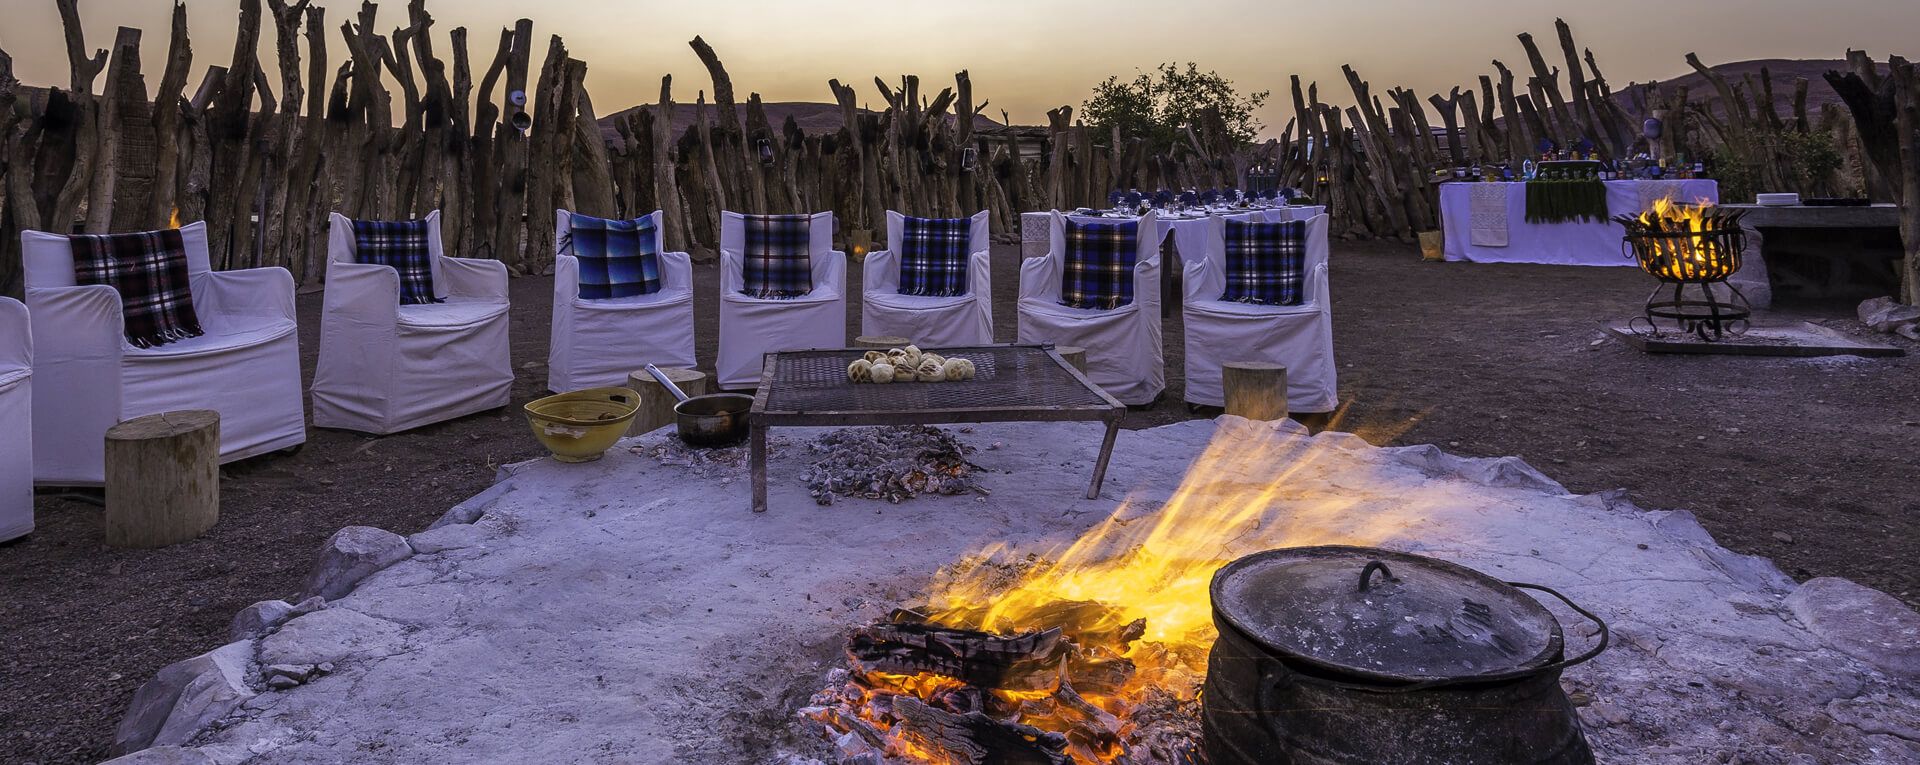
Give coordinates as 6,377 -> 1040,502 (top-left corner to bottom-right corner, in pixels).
3,239 -> 1916,764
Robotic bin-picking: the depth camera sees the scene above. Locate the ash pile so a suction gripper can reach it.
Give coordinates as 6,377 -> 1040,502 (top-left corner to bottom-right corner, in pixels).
804,426 -> 983,505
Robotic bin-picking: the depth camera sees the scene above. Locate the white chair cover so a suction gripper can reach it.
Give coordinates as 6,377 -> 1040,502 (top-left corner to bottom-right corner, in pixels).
1016,211 -> 1164,405
861,210 -> 993,347
0,298 -> 32,541
548,210 -> 696,392
1182,213 -> 1337,412
21,221 -> 306,485
313,211 -> 512,434
716,211 -> 846,389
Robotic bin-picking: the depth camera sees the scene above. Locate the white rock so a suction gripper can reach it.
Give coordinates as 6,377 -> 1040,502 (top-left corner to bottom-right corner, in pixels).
1858,296 -> 1920,333
259,608 -> 405,667
407,522 -> 492,554
301,526 -> 412,601
113,641 -> 255,755
228,600 -> 295,642
98,746 -> 217,765
1785,577 -> 1920,682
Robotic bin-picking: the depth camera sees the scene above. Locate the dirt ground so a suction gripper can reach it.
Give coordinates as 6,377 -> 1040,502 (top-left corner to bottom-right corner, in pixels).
3,240 -> 1917,764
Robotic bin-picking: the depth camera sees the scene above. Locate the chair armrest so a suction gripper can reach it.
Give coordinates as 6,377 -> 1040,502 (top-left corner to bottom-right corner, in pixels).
1019,251 -> 1060,302
862,249 -> 898,295
660,250 -> 694,294
323,261 -> 401,326
201,267 -> 297,322
1181,258 -> 1216,305
1308,262 -> 1331,311
442,256 -> 509,300
814,250 -> 848,296
967,250 -> 991,302
26,285 -> 125,361
0,298 -> 28,369
554,254 -> 581,304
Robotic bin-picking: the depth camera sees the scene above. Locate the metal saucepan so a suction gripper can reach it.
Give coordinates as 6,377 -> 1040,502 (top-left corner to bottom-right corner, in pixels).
646,364 -> 752,448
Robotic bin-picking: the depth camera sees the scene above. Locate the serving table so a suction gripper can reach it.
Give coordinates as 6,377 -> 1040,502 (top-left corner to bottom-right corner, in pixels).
747,344 -> 1125,512
1440,179 -> 1719,266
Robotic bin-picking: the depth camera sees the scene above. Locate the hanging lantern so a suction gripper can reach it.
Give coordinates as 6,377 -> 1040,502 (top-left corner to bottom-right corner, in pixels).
758,138 -> 775,165
960,146 -> 978,172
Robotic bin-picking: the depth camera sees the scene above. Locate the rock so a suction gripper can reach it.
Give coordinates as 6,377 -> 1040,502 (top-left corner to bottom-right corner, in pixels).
113,641 -> 256,755
259,608 -> 406,667
427,481 -> 516,529
1585,702 -> 1633,727
266,675 -> 302,690
301,526 -> 412,601
1858,296 -> 1920,333
263,663 -> 315,682
228,600 -> 295,642
288,596 -> 327,616
1772,531 -> 1794,544
99,746 -> 217,765
407,522 -> 492,554
1784,577 -> 1920,682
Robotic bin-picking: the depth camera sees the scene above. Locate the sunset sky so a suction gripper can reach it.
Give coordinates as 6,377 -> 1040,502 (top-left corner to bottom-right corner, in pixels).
6,0 -> 1918,136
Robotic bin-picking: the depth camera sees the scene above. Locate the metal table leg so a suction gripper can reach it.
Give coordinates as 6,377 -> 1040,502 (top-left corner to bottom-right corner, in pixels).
1086,420 -> 1121,499
750,425 -> 769,512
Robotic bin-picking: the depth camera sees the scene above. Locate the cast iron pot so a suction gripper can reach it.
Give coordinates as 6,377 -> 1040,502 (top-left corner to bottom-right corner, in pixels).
645,364 -> 752,448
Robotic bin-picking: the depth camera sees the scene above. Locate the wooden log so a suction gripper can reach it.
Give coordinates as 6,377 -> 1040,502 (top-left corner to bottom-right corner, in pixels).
104,410 -> 220,548
625,366 -> 708,436
1223,361 -> 1288,421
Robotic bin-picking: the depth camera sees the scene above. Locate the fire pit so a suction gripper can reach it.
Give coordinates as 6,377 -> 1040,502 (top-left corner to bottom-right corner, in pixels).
1616,198 -> 1752,340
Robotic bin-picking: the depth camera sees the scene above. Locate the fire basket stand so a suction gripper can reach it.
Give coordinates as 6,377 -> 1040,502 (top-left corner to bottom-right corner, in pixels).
1616,205 -> 1752,341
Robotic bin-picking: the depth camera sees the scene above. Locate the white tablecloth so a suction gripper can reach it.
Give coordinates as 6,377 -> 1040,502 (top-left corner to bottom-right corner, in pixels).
1440,180 -> 1719,266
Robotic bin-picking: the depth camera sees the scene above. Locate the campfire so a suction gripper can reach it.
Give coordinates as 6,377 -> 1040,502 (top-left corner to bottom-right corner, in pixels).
1615,197 -> 1752,340
802,424 -> 1416,764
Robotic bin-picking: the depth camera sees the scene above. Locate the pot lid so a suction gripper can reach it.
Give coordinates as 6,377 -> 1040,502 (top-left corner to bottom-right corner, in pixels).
1210,546 -> 1562,684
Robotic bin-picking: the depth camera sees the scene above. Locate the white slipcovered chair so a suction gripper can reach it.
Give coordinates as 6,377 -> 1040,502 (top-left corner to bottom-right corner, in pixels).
716,211 -> 846,389
313,211 -> 512,434
861,210 -> 994,347
1182,213 -> 1337,412
21,222 -> 305,485
1,297 -> 31,541
548,209 -> 695,392
1016,211 -> 1164,405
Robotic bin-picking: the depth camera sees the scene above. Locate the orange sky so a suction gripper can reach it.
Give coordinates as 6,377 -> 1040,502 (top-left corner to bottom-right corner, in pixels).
5,0 -> 1917,137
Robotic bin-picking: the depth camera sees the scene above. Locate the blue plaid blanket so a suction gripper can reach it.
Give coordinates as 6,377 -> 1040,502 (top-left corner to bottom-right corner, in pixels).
564,213 -> 662,300
1060,219 -> 1138,311
740,214 -> 814,299
71,228 -> 204,348
898,216 -> 971,297
351,219 -> 441,305
1222,219 -> 1306,306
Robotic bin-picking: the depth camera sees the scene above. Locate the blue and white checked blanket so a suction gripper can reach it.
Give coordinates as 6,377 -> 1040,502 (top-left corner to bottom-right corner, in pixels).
1060,218 -> 1137,311
740,214 -> 814,299
565,213 -> 662,300
898,216 -> 971,297
351,219 -> 441,305
1222,218 -> 1306,306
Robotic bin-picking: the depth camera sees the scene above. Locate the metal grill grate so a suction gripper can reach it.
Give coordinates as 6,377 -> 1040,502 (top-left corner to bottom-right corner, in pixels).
762,345 -> 1114,414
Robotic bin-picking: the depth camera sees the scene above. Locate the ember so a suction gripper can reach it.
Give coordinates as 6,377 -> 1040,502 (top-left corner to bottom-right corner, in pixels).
803,422 -> 1416,763
804,426 -> 983,505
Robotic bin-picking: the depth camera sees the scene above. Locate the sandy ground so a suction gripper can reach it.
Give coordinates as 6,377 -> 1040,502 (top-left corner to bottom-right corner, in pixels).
99,419 -> 1920,764
3,240 -> 1918,763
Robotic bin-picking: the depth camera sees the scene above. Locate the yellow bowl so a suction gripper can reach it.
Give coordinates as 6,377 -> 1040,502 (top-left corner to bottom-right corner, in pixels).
524,387 -> 641,462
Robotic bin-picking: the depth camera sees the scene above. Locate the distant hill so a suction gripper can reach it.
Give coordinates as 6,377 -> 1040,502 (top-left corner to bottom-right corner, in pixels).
596,101 -> 1007,147
1627,58 -> 1883,118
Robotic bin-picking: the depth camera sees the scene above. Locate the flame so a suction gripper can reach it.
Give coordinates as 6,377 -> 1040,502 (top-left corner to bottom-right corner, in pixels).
905,420 -> 1426,762
168,207 -> 182,230
1628,195 -> 1737,281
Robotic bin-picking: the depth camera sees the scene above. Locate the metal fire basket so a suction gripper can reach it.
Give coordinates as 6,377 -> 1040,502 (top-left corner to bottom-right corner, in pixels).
1617,206 -> 1752,341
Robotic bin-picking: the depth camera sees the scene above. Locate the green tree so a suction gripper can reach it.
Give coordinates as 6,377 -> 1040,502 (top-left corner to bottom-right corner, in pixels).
1082,63 -> 1269,149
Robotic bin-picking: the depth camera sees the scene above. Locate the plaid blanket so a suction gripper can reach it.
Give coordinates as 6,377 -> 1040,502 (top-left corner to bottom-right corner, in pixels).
898,216 -> 971,297
70,228 -> 205,349
740,214 -> 814,299
1060,218 -> 1138,310
564,213 -> 662,300
351,219 -> 441,305
1222,219 -> 1307,306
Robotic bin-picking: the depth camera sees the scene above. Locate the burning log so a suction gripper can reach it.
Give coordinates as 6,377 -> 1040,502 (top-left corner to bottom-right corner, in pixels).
892,695 -> 1073,765
848,621 -> 1066,693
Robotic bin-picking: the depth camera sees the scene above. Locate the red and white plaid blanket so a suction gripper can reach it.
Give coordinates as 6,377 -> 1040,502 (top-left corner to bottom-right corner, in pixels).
71,228 -> 205,348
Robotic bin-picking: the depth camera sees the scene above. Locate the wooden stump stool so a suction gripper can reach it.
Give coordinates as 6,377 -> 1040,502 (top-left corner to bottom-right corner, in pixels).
1223,362 -> 1289,421
105,410 -> 220,548
1055,345 -> 1089,374
855,335 -> 911,350
626,367 -> 710,436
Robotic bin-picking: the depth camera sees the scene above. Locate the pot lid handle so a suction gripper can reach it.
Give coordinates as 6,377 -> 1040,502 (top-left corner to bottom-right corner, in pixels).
1358,560 -> 1396,592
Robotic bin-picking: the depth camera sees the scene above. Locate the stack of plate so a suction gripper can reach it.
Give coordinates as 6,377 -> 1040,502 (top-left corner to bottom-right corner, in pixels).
1757,193 -> 1800,206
